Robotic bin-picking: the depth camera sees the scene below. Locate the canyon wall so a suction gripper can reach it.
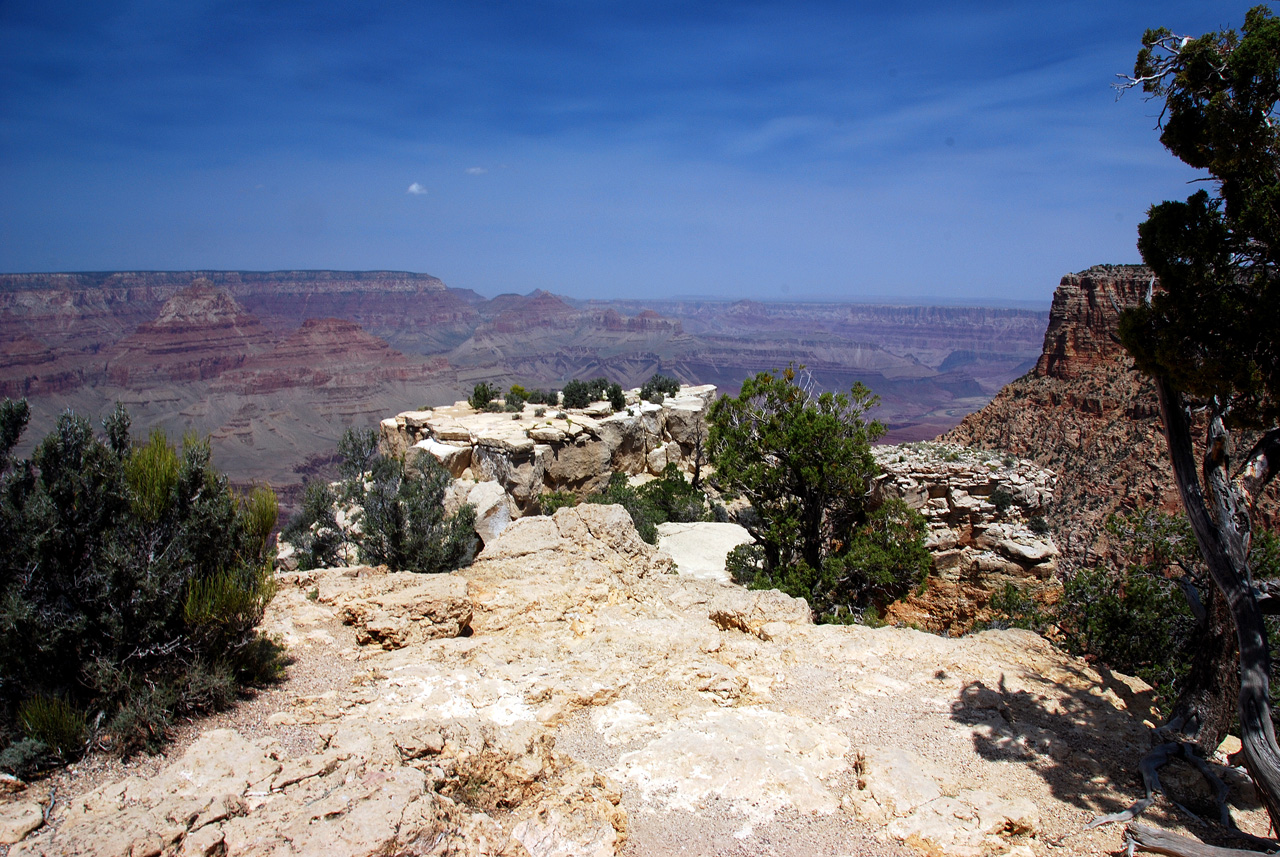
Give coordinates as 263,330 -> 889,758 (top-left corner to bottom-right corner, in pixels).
943,264 -> 1276,566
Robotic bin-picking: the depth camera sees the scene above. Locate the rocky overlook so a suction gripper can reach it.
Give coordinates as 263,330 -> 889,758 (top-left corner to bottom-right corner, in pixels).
9,504 -> 1260,857
379,388 -> 1059,632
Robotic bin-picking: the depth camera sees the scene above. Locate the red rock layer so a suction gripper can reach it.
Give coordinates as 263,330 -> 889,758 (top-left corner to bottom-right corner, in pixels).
212,317 -> 449,396
106,281 -> 274,387
942,264 -> 1276,566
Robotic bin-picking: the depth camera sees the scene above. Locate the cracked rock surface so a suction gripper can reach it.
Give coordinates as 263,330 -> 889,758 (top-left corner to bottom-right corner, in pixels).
6,504 -> 1266,856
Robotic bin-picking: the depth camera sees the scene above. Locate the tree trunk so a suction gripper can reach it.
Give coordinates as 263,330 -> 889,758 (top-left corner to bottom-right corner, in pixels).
1156,378 -> 1280,828
1165,588 -> 1239,756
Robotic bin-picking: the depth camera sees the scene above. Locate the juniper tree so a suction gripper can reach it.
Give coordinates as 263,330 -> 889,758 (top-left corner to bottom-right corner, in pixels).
1117,6 -> 1280,836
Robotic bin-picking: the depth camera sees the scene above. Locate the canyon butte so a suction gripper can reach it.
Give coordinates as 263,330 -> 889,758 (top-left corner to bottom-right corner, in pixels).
1,264 -> 1278,856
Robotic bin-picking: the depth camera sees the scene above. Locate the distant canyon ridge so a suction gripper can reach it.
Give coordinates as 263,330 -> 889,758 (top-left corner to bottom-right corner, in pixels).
0,270 -> 1047,508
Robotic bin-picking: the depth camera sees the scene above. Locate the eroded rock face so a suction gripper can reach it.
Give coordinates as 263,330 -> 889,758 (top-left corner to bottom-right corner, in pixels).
872,442 -> 1060,632
12,504 -> 1210,857
943,264 -> 1279,566
380,386 -> 716,513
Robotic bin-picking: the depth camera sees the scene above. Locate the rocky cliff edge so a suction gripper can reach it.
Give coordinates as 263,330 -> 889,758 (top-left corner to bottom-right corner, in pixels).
6,504 -> 1262,857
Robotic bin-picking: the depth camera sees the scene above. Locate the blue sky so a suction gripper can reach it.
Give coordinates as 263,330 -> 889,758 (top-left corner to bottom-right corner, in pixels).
0,1 -> 1243,303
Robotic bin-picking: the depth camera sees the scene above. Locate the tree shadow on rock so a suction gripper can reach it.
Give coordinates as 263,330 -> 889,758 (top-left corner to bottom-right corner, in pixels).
949,668 -> 1265,845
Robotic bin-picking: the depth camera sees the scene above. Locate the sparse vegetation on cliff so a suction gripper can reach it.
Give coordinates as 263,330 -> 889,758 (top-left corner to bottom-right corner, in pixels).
708,365 -> 928,621
282,427 -> 477,574
640,373 -> 681,404
550,464 -> 711,543
561,377 -> 625,411
0,400 -> 284,771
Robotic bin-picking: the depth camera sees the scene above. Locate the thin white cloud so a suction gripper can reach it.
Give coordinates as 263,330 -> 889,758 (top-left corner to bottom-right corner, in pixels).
407,182 -> 428,195
465,166 -> 487,175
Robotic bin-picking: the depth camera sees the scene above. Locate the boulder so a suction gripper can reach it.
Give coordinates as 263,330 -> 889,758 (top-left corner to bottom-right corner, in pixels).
327,569 -> 472,648
409,437 -> 472,478
468,480 -> 517,546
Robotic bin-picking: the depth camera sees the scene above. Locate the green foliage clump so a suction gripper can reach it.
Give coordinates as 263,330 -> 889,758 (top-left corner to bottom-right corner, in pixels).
280,480 -> 344,570
584,465 -> 710,544
707,366 -> 927,621
538,490 -> 578,515
736,499 -> 930,622
988,488 -> 1015,517
506,385 -> 529,408
468,382 -> 500,411
282,428 -> 478,575
525,389 -> 558,406
982,510 -> 1235,695
585,473 -> 660,543
640,374 -> 681,404
359,456 -> 478,573
561,377 -> 623,411
0,400 -> 285,767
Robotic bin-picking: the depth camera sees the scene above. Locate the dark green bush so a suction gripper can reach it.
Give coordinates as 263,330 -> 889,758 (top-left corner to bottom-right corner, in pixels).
561,377 -> 616,410
640,374 -> 681,403
280,480 -> 344,570
0,400 -> 285,766
359,456 -> 478,573
538,491 -> 578,515
981,510 -> 1244,698
561,379 -> 592,409
738,498 -> 929,621
506,385 -> 530,408
988,488 -> 1015,516
468,382 -> 500,410
526,389 -> 558,406
585,473 -> 659,543
584,466 -> 710,544
640,463 -> 710,524
607,383 -> 625,412
725,543 -> 765,587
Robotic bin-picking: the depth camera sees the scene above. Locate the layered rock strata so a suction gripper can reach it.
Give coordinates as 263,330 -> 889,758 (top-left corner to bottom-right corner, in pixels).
872,442 -> 1059,631
380,386 -> 717,510
942,264 -> 1278,566
10,504 -> 1244,857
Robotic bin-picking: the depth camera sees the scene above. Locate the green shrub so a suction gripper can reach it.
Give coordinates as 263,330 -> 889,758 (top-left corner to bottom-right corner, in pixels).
584,466 -> 710,544
561,379 -> 592,409
1028,515 -> 1050,534
707,366 -> 923,621
742,498 -> 929,621
526,389 -> 558,406
639,463 -> 710,524
507,385 -> 529,408
538,491 -> 578,515
561,377 -> 616,410
585,473 -> 659,543
0,401 -> 285,765
359,456 -> 477,573
640,374 -> 681,403
19,696 -> 86,760
281,479 -> 344,569
607,383 -> 625,412
989,488 -> 1015,516
725,543 -> 765,587
534,407 -> 546,418
468,382 -> 500,410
